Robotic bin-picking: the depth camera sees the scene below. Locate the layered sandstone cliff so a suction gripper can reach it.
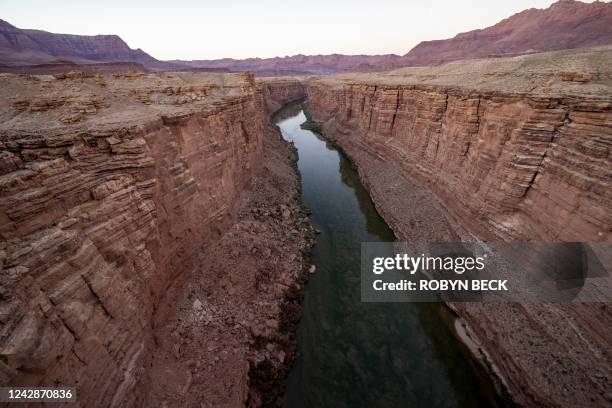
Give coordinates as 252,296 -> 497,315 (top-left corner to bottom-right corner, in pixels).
307,46 -> 612,242
305,46 -> 612,407
258,77 -> 306,115
0,71 -> 306,406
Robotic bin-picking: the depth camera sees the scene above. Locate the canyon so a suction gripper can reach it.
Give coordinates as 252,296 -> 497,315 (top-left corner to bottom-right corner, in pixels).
304,45 -> 612,407
0,20 -> 611,408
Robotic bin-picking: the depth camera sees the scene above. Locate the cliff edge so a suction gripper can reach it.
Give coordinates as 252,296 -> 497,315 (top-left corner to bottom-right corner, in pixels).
305,46 -> 612,407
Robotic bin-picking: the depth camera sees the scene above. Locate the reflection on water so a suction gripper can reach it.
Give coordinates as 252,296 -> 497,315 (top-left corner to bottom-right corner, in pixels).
278,106 -> 492,408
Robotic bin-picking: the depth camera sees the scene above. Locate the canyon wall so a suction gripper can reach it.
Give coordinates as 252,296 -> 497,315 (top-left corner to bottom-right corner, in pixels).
305,47 -> 612,407
259,77 -> 306,115
0,72 -> 304,407
306,52 -> 611,242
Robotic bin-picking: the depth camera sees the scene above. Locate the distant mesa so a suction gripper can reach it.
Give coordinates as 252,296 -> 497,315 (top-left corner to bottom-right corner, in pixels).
0,18 -> 178,72
400,0 -> 612,66
1,0 -> 611,75
169,0 -> 612,74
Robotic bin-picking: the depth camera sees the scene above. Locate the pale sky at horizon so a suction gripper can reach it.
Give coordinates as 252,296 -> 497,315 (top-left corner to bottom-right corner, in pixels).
1,0 -> 605,60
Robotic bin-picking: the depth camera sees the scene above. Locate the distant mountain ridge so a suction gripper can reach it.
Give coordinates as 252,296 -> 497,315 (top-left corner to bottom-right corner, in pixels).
0,19 -> 176,70
401,0 -> 612,66
1,0 -> 611,75
169,54 -> 402,75
169,0 -> 612,73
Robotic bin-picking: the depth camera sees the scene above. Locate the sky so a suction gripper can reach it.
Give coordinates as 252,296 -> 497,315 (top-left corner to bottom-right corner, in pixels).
1,0 -> 603,60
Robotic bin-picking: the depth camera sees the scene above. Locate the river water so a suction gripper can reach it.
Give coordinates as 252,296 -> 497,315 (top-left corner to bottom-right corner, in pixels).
275,105 -> 492,408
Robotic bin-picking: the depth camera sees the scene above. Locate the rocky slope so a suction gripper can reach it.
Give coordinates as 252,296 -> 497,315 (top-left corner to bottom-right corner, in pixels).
402,0 -> 612,66
139,100 -> 315,407
305,45 -> 612,407
0,71 -> 309,406
0,61 -> 149,75
0,19 -> 175,71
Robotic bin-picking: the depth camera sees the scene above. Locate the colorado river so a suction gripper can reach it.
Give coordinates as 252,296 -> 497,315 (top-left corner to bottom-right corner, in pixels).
275,103 -> 493,408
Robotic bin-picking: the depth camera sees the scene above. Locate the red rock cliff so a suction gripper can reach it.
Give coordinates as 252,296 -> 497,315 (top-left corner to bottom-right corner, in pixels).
305,46 -> 612,407
259,77 -> 306,115
307,47 -> 611,242
0,72 -> 303,406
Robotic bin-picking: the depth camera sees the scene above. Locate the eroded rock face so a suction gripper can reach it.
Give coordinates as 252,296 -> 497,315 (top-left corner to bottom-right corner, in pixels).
0,72 -> 304,407
401,0 -> 612,66
306,48 -> 612,242
305,47 -> 612,407
259,78 -> 306,115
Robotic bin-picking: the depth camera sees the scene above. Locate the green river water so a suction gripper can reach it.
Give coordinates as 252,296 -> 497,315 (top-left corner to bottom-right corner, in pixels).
275,104 -> 493,408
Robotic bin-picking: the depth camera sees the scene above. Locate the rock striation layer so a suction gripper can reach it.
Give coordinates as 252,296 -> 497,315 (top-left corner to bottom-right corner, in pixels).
0,71 -> 306,406
139,100 -> 315,407
305,46 -> 612,407
259,77 -> 306,115
307,46 -> 612,242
